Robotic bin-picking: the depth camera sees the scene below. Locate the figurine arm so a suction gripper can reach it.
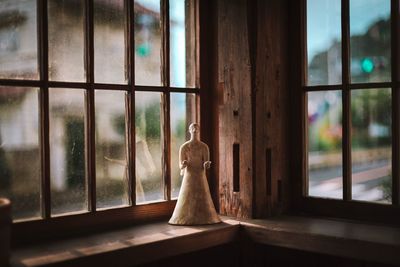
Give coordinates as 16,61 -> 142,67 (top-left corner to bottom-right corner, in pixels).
203,144 -> 211,170
179,146 -> 188,174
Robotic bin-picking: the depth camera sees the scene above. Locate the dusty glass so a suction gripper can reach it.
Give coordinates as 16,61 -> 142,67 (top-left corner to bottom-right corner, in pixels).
0,0 -> 38,79
351,88 -> 392,203
48,0 -> 85,82
49,89 -> 87,216
135,92 -> 163,203
94,0 -> 127,84
350,0 -> 391,83
170,0 -> 197,88
95,90 -> 130,209
308,91 -> 343,199
134,0 -> 162,86
0,87 -> 40,221
307,0 -> 341,86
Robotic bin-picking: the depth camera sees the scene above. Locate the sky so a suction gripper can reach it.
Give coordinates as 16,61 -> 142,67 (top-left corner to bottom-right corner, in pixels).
308,0 -> 390,60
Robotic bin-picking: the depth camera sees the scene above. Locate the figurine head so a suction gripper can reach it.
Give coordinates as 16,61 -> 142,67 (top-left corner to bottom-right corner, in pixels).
189,123 -> 200,137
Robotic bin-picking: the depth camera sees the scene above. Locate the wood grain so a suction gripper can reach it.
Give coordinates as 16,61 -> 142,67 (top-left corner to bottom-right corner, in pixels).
217,0 -> 253,219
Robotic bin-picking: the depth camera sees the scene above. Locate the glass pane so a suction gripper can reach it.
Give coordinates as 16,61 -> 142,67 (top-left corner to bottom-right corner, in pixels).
171,93 -> 196,198
0,0 -> 38,79
49,89 -> 87,216
308,91 -> 343,199
94,0 -> 127,84
170,0 -> 196,88
351,88 -> 391,203
307,0 -> 341,86
0,87 -> 40,221
134,0 -> 162,86
350,0 -> 391,83
95,90 -> 129,209
48,0 -> 85,82
135,92 -> 163,203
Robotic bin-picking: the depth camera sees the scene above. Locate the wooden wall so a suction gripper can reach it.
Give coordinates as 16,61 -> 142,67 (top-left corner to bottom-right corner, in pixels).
215,0 -> 290,218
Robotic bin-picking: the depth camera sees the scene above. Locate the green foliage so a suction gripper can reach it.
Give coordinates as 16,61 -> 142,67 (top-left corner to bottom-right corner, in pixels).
351,89 -> 391,149
0,143 -> 11,188
144,104 -> 161,139
66,118 -> 85,188
176,119 -> 186,140
381,175 -> 392,202
113,115 -> 126,136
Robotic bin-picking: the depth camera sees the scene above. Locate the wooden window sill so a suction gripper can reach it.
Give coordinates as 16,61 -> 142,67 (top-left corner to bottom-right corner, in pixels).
11,215 -> 400,266
11,217 -> 240,267
240,215 -> 400,266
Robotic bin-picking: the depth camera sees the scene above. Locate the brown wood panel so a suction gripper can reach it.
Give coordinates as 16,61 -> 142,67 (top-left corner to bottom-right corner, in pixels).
199,0 -> 219,209
253,0 -> 290,218
217,0 -> 253,219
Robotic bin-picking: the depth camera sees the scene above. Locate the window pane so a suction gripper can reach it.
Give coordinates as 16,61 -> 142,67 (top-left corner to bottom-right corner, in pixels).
350,0 -> 391,83
94,0 -> 127,84
0,0 -> 38,79
95,90 -> 129,209
48,0 -> 85,82
170,0 -> 196,88
307,0 -> 341,86
49,89 -> 87,216
308,91 -> 343,199
351,88 -> 391,203
171,93 -> 196,198
0,87 -> 40,221
135,92 -> 163,203
134,0 -> 162,86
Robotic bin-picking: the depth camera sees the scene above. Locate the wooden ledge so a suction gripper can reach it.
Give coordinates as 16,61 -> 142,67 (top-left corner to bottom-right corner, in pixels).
11,215 -> 400,266
11,218 -> 239,267
240,215 -> 400,266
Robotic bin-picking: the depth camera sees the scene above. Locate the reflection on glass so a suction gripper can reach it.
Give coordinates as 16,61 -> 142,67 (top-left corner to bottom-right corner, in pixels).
49,89 -> 87,216
170,0 -> 196,88
135,92 -> 163,203
94,0 -> 127,84
308,91 -> 343,199
307,0 -> 341,86
134,0 -> 162,86
95,90 -> 129,209
0,0 -> 38,79
0,87 -> 40,220
171,93 -> 196,198
48,0 -> 85,82
351,89 -> 391,203
350,0 -> 391,83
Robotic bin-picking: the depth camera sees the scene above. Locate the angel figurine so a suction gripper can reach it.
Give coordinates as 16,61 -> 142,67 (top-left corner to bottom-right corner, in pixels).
169,123 -> 221,225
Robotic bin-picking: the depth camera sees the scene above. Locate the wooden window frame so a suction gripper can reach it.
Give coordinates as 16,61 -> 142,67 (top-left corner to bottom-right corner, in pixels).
0,0 -> 214,245
292,0 -> 400,224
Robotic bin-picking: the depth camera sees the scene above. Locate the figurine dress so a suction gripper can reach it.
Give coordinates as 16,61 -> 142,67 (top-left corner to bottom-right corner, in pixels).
169,139 -> 221,225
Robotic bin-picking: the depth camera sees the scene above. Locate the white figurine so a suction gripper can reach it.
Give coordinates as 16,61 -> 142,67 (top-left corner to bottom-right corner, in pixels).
169,123 -> 221,225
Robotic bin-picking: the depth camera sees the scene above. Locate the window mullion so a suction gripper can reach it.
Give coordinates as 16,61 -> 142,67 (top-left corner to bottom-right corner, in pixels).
391,0 -> 400,206
38,0 -> 51,219
85,0 -> 96,212
126,0 -> 136,206
341,0 -> 351,201
161,0 -> 171,201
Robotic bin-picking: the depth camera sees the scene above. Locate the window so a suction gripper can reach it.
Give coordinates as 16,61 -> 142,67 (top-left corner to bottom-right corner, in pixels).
0,0 -> 199,237
299,0 -> 400,221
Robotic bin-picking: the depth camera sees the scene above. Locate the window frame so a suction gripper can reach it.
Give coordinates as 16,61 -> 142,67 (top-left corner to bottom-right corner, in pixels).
293,0 -> 400,224
0,0 -> 211,245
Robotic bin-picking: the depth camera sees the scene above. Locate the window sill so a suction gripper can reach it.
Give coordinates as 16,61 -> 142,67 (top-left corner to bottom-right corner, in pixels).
11,215 -> 400,266
240,215 -> 400,266
11,217 -> 239,267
